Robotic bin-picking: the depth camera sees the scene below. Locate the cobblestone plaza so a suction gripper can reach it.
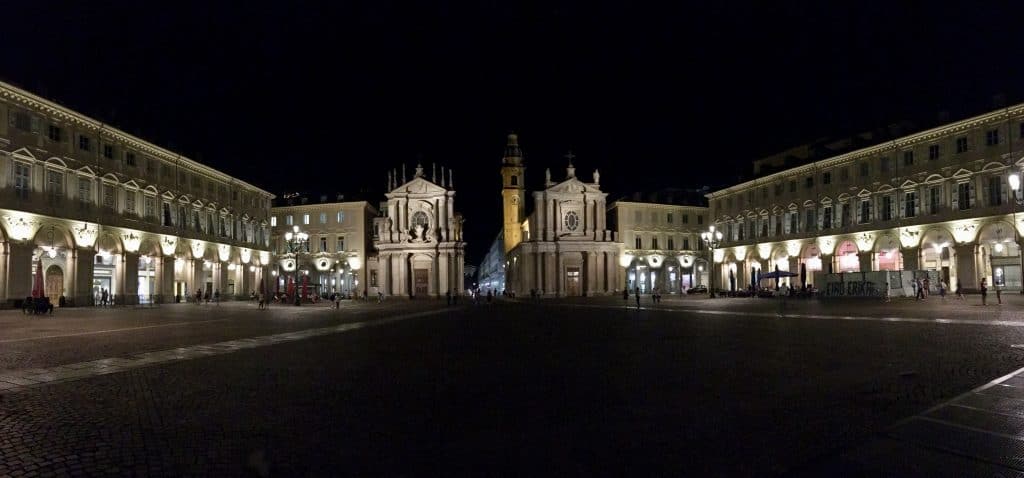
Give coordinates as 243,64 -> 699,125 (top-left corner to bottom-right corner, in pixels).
3,296 -> 1024,475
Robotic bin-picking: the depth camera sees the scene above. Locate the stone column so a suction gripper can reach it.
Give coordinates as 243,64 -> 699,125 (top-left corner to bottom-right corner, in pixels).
438,251 -> 449,296
69,247 -> 95,306
216,262 -> 228,299
5,242 -> 33,305
901,247 -> 919,271
160,255 -> 175,303
121,251 -> 140,306
858,252 -> 872,272
955,244 -> 977,290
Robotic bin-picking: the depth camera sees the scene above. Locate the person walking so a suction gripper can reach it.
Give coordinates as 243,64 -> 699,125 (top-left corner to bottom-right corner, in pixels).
938,280 -> 946,299
100,289 -> 108,307
996,283 -> 1003,305
980,277 -> 988,306
334,293 -> 341,309
923,277 -> 931,298
915,278 -> 925,300
634,287 -> 641,309
884,282 -> 891,303
214,289 -> 220,305
956,279 -> 965,300
258,292 -> 265,310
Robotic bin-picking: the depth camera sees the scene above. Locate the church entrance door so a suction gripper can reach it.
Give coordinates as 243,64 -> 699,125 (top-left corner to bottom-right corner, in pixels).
414,268 -> 429,296
566,267 -> 581,296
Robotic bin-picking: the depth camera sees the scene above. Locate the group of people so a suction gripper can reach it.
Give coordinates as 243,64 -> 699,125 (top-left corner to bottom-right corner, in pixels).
623,287 -> 663,307
96,288 -> 112,306
192,289 -> 220,304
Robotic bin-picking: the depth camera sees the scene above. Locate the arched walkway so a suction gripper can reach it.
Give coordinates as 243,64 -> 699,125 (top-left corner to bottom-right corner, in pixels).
978,221 -> 1021,290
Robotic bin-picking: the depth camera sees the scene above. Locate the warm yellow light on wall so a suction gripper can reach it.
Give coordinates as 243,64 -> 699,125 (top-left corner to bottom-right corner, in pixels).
121,231 -> 141,253
191,241 -> 205,259
713,249 -> 725,263
733,247 -> 747,261
817,236 -> 836,255
619,253 -> 634,268
160,236 -> 178,256
757,244 -> 772,260
786,241 -> 802,257
240,248 -> 252,264
218,244 -> 231,262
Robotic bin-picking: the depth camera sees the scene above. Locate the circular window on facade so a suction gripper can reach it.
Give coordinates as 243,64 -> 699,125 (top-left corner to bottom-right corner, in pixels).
564,211 -> 579,231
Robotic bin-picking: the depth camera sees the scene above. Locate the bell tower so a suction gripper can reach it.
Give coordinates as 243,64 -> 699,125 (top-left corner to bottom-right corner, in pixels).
501,133 -> 526,253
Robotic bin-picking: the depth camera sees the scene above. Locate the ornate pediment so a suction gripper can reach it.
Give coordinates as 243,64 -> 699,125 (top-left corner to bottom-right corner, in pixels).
546,177 -> 592,194
392,177 -> 447,196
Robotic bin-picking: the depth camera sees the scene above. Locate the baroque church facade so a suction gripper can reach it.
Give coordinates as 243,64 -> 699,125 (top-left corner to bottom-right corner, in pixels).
500,134 -> 621,296
368,163 -> 465,298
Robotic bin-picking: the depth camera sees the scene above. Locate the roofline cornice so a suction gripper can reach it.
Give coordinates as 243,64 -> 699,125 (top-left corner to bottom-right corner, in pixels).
0,80 -> 274,198
707,103 -> 1024,198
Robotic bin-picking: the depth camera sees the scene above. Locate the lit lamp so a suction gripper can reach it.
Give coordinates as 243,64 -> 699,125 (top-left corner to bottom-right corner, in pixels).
284,225 -> 309,305
700,225 -> 724,298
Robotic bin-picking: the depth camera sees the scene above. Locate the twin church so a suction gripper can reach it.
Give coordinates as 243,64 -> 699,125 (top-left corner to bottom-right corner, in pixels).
495,134 -> 623,296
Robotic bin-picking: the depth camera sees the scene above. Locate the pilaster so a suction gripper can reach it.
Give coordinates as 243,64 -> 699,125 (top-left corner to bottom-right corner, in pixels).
121,252 -> 140,306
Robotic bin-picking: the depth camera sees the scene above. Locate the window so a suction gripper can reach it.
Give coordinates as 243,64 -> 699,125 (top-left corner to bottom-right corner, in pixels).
881,196 -> 893,221
986,129 -> 1000,146
682,214 -> 689,224
841,203 -> 850,226
78,135 -> 91,151
270,216 -> 277,226
46,170 -> 63,202
125,191 -> 135,214
903,151 -> 914,166
47,124 -> 62,142
232,190 -> 239,201
511,175 -> 518,186
762,187 -> 768,198
822,206 -> 832,230
163,203 -> 173,226
789,213 -> 797,234
336,236 -> 345,252
860,200 -> 870,223
11,111 -> 31,131
145,196 -> 155,218
929,186 -> 941,214
774,184 -> 782,196
823,172 -> 831,185
774,216 -> 782,235
667,238 -> 675,250
859,162 -> 869,177
337,211 -> 345,223
125,151 -> 136,167
320,237 -> 328,252
302,214 -> 310,225
652,237 -> 659,249
683,238 -> 690,250
667,213 -> 673,224
635,236 -> 642,249
102,184 -> 115,209
14,162 -> 31,199
956,137 -> 968,153
988,176 -> 1003,206
805,176 -> 814,189
697,215 -> 703,225
761,220 -> 768,237
319,212 -> 327,224
905,192 -> 917,218
929,144 -> 940,160
146,159 -> 156,176
839,167 -> 849,182
880,157 -> 890,174
286,215 -> 293,226
957,182 -> 972,210
78,177 -> 91,204
805,209 -> 815,232
103,144 -> 114,159
789,180 -> 796,192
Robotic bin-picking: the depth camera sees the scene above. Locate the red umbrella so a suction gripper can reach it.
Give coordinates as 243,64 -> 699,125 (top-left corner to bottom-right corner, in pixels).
32,257 -> 44,298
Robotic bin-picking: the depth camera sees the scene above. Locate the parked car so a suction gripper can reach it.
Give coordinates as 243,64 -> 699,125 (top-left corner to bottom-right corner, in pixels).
687,284 -> 708,294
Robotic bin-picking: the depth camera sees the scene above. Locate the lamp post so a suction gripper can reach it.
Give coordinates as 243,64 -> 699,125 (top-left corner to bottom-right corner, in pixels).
284,225 -> 309,305
1009,172 -> 1023,293
701,225 -> 723,298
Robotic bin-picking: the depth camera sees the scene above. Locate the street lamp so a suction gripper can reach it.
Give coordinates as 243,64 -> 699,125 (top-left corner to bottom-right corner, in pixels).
284,225 -> 309,305
701,225 -> 723,298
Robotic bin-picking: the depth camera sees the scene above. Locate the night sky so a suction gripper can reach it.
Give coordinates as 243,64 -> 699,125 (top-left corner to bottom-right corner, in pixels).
6,2 -> 1024,264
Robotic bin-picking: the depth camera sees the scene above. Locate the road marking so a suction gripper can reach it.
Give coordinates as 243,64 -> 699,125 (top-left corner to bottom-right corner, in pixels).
0,307 -> 454,394
559,303 -> 1024,328
0,318 -> 233,344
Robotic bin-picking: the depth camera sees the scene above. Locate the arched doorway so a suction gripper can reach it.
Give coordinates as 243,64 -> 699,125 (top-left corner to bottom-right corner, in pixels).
978,222 -> 1021,291
770,247 -> 792,288
920,228 -> 955,286
874,235 -> 903,271
94,233 -> 123,305
800,244 -> 822,286
835,240 -> 860,272
45,265 -> 63,304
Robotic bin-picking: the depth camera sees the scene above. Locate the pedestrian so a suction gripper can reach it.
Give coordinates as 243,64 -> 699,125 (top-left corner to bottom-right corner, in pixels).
884,282 -> 890,303
956,279 -> 965,300
377,290 -> 384,303
923,277 -> 930,298
622,288 -> 629,302
195,289 -> 202,304
214,289 -> 220,305
634,287 -> 640,308
258,292 -> 265,310
938,280 -> 946,299
915,278 -> 925,300
980,277 -> 988,306
996,283 -> 1002,305
334,293 -> 341,309
101,288 -> 108,307
446,290 -> 452,306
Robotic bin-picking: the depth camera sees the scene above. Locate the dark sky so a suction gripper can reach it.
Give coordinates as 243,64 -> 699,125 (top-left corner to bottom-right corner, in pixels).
6,2 -> 1024,263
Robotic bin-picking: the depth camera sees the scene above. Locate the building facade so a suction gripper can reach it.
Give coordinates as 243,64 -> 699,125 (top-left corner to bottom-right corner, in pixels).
609,201 -> 710,294
501,134 -> 621,296
269,197 -> 377,299
476,230 -> 506,294
0,80 -> 274,307
708,103 -> 1024,294
370,163 -> 465,298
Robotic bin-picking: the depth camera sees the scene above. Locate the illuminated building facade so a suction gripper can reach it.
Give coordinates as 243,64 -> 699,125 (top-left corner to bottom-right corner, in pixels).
609,200 -> 710,294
